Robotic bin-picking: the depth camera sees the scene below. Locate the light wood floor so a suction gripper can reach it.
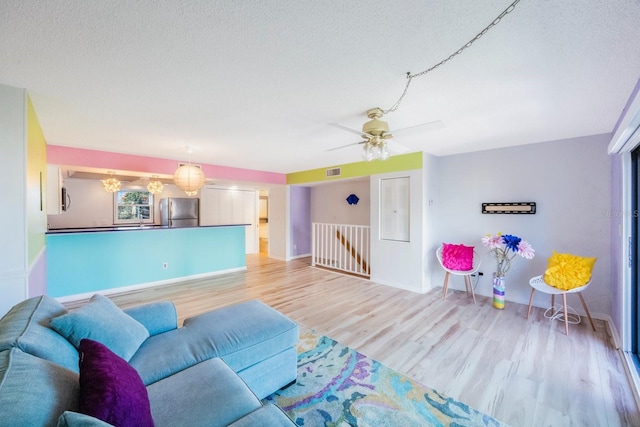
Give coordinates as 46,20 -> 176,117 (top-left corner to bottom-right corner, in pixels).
67,255 -> 640,426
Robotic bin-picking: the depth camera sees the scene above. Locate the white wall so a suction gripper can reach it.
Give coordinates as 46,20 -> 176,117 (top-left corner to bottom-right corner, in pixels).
310,179 -> 370,225
423,153 -> 440,292
370,168 -> 426,293
0,84 -> 28,315
265,184 -> 288,260
433,134 -> 612,315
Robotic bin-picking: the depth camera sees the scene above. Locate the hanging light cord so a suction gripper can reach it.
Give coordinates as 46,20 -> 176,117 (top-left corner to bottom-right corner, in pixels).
382,0 -> 522,114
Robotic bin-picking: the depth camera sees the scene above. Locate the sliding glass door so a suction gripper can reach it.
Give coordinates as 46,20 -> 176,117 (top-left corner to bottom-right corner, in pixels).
632,147 -> 640,369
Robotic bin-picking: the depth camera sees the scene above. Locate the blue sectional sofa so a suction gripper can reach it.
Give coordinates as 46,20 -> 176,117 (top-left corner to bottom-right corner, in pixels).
0,294 -> 299,426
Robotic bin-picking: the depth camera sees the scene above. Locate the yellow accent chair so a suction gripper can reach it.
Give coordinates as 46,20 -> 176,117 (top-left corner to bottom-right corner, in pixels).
526,251 -> 597,335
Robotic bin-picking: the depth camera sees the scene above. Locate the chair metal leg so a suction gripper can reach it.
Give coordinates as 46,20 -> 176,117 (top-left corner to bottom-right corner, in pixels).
527,288 -> 535,319
578,293 -> 596,332
562,293 -> 569,335
442,272 -> 450,300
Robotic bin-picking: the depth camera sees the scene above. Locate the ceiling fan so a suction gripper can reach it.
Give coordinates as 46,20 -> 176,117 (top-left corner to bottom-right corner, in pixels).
328,108 -> 444,160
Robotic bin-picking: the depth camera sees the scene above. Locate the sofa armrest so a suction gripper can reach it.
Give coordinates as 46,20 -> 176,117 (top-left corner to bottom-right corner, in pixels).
124,301 -> 178,336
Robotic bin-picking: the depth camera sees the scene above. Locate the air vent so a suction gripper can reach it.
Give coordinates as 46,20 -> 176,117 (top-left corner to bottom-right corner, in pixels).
326,167 -> 341,177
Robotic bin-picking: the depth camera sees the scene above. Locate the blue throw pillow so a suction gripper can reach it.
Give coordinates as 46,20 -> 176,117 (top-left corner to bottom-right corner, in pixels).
78,339 -> 154,427
50,294 -> 149,361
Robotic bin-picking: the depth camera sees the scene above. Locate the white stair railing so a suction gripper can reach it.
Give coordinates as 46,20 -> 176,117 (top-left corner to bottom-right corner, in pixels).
312,223 -> 370,277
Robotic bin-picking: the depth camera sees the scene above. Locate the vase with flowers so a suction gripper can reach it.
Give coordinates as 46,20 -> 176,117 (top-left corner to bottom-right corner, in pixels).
481,233 -> 535,309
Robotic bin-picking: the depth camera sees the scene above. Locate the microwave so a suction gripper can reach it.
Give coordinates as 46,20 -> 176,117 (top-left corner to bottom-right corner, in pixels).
61,188 -> 70,211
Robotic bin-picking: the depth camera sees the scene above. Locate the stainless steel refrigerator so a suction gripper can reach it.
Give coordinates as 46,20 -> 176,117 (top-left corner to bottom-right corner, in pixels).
159,198 -> 199,227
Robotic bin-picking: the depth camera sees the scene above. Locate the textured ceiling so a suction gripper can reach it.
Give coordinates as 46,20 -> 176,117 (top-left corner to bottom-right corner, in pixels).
1,0 -> 640,174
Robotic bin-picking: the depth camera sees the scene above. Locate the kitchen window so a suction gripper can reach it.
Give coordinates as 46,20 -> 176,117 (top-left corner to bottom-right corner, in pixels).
114,190 -> 154,224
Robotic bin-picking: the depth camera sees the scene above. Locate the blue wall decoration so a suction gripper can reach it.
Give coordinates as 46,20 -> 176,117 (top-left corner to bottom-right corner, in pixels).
346,194 -> 359,205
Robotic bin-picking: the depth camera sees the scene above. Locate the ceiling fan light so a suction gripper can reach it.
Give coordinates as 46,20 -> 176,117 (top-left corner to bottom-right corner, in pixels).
379,143 -> 390,160
362,144 -> 374,161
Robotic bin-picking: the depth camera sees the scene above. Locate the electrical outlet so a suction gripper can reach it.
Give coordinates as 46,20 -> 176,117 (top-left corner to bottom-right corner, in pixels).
162,262 -> 168,269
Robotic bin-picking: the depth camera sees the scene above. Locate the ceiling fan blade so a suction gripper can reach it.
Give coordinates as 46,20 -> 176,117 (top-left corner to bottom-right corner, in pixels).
325,141 -> 366,152
328,122 -> 368,137
390,120 -> 445,135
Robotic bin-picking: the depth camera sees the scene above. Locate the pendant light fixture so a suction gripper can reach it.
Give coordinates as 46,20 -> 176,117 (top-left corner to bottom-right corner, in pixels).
147,175 -> 164,195
173,145 -> 206,196
101,171 -> 121,193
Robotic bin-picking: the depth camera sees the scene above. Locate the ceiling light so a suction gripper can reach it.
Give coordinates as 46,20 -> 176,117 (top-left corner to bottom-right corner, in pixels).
147,176 -> 164,195
362,138 -> 389,161
173,146 -> 206,196
101,172 -> 121,193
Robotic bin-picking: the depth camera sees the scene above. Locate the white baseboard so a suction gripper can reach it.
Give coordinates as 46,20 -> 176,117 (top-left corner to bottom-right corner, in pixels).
289,253 -> 311,260
55,267 -> 247,303
270,253 -> 311,261
603,315 -> 640,411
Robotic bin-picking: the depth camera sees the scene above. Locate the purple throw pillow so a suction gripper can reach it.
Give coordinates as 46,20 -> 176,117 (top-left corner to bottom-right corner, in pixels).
442,243 -> 474,271
79,339 -> 154,427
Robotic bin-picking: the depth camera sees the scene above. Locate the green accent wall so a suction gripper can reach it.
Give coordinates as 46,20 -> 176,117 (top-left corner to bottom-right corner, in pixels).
286,151 -> 423,185
26,95 -> 47,264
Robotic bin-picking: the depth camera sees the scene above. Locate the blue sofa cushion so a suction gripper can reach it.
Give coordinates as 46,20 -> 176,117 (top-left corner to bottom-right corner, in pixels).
0,348 -> 80,426
235,347 -> 297,400
57,411 -> 114,427
129,300 -> 298,386
146,357 -> 262,427
228,404 -> 296,426
124,301 -> 177,336
50,294 -> 149,361
0,296 -> 79,372
78,339 -> 153,427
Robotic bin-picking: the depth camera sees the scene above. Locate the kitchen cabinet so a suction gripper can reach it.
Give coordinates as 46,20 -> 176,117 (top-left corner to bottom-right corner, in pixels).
46,164 -> 64,215
200,187 -> 257,254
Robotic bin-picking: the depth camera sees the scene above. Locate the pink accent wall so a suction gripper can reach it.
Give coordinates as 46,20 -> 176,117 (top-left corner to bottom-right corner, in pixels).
47,145 -> 286,185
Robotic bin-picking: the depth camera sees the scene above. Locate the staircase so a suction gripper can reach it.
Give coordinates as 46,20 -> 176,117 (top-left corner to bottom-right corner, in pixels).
311,223 -> 370,277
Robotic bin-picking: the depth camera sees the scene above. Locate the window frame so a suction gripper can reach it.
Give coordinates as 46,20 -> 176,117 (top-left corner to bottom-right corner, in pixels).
113,189 -> 154,225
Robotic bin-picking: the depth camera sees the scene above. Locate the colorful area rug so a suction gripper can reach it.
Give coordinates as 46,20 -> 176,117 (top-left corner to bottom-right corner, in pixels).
265,330 -> 508,427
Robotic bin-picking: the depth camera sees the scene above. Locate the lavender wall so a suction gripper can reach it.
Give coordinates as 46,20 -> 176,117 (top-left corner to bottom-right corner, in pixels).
290,186 -> 311,257
433,134 -> 612,314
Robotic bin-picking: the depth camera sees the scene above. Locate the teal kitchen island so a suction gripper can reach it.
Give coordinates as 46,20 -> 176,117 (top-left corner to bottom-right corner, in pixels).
46,225 -> 247,299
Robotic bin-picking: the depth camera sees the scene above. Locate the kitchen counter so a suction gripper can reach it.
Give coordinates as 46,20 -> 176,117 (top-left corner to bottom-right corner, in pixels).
46,225 -> 249,298
46,224 -> 250,234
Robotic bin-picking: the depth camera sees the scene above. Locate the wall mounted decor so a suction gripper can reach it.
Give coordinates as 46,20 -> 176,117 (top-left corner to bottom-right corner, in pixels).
482,202 -> 536,214
346,194 -> 359,205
